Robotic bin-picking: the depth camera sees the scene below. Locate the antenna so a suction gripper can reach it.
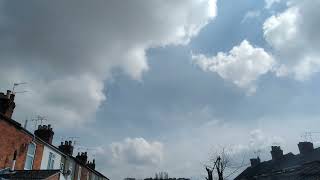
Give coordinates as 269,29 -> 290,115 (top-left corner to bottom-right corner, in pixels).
31,115 -> 48,129
12,82 -> 27,94
14,91 -> 28,94
68,136 -> 80,145
301,132 -> 320,142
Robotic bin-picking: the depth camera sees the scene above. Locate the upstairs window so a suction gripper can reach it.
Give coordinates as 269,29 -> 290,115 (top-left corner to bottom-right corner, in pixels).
47,152 -> 56,169
24,142 -> 36,170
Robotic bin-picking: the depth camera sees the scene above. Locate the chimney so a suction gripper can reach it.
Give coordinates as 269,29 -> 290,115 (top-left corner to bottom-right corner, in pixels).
298,142 -> 314,155
0,90 -> 16,118
58,141 -> 74,156
250,157 -> 260,167
87,159 -> 96,170
34,124 -> 54,144
76,152 -> 88,165
271,146 -> 283,161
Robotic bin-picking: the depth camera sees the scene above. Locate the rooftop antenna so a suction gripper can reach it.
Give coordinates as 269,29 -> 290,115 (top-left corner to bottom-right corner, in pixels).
301,132 -> 320,142
68,136 -> 80,145
31,115 -> 47,129
12,82 -> 27,94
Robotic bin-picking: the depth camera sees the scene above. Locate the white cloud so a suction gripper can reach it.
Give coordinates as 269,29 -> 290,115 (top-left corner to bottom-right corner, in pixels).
92,138 -> 164,180
110,138 -> 164,166
263,1 -> 320,80
0,0 -> 217,126
248,129 -> 284,152
265,0 -> 281,9
193,40 -> 275,94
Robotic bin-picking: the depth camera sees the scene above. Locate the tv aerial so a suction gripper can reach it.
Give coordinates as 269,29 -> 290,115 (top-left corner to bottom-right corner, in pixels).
31,115 -> 48,129
12,82 -> 28,94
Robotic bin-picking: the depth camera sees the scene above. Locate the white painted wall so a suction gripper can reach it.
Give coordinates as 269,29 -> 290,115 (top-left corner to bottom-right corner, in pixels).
40,145 -> 63,170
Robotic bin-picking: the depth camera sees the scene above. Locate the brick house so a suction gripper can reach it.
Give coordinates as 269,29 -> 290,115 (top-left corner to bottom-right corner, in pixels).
0,90 -> 109,180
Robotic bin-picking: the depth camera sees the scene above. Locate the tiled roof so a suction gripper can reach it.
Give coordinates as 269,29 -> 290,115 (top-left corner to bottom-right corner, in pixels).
0,170 -> 60,179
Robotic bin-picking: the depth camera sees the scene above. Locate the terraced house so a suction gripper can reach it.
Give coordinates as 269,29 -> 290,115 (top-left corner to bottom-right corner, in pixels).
0,90 -> 109,180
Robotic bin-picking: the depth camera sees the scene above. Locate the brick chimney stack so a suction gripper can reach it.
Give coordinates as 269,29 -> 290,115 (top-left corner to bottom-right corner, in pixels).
34,124 -> 54,144
298,142 -> 314,155
0,90 -> 16,118
76,152 -> 88,165
58,141 -> 74,156
250,157 -> 260,167
271,146 -> 283,161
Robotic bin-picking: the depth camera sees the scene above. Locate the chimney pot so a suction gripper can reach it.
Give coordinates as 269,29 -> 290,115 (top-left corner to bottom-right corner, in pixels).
6,90 -> 11,97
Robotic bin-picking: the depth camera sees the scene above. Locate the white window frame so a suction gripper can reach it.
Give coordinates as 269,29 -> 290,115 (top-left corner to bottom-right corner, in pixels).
24,142 -> 36,170
47,152 -> 56,169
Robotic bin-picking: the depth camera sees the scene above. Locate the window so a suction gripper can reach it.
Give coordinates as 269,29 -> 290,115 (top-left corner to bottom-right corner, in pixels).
47,152 -> 56,169
24,143 -> 36,170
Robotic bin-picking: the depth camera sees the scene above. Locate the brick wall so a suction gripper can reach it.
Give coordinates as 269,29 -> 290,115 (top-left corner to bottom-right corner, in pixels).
0,118 -> 44,170
33,142 -> 44,170
80,166 -> 89,180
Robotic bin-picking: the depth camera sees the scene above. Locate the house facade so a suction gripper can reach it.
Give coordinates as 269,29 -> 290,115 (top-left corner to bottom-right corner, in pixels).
0,90 -> 109,180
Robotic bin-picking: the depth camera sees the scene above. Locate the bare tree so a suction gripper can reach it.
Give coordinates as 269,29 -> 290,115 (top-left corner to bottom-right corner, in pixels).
205,147 -> 246,180
205,166 -> 213,180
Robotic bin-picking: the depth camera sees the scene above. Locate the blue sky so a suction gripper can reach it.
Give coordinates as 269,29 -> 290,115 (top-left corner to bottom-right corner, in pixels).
1,0 -> 320,179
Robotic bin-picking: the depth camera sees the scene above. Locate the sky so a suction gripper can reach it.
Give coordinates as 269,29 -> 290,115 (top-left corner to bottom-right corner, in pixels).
1,0 -> 320,179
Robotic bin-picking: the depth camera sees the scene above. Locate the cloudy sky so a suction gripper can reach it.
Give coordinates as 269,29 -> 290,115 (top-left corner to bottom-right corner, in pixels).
1,0 -> 320,179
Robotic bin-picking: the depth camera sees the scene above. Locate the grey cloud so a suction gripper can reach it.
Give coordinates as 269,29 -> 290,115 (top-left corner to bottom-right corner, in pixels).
0,0 -> 216,126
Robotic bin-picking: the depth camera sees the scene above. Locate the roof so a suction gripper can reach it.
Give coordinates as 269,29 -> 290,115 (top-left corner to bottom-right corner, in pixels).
0,170 -> 60,179
256,161 -> 320,179
235,148 -> 320,180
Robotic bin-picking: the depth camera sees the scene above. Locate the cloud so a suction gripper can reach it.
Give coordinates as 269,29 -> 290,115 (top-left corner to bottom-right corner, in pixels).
110,138 -> 164,166
92,138 -> 164,180
248,129 -> 284,152
242,10 -> 261,23
263,0 -> 320,80
265,0 -> 281,9
192,40 -> 275,94
0,0 -> 217,126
